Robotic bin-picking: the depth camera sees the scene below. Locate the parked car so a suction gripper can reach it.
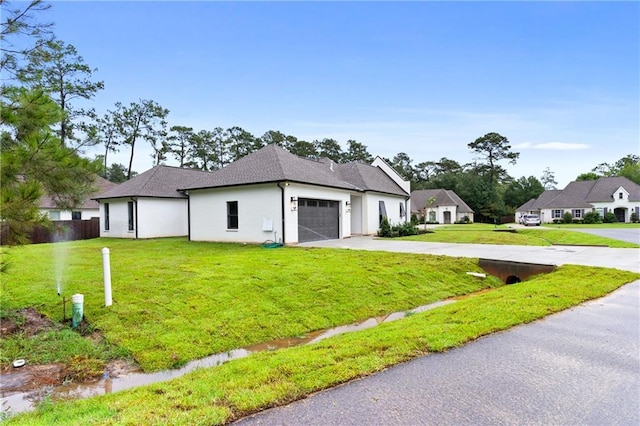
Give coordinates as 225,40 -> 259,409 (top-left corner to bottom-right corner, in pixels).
520,214 -> 541,226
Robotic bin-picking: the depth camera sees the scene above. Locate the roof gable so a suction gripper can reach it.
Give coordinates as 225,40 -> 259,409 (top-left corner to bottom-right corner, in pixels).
40,175 -> 118,209
585,176 -> 640,202
410,189 -> 474,213
94,165 -> 214,199
181,144 -> 409,196
517,176 -> 640,210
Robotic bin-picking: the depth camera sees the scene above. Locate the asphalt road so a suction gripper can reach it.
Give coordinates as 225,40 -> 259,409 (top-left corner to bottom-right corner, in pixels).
236,280 -> 640,425
235,231 -> 640,425
569,227 -> 640,244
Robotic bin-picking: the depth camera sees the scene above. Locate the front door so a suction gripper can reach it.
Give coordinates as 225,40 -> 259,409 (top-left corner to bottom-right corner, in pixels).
443,211 -> 451,224
614,207 -> 626,223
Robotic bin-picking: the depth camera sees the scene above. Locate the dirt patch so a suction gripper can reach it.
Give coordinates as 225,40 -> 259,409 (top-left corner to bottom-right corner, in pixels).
0,307 -> 61,337
1,308 -> 139,395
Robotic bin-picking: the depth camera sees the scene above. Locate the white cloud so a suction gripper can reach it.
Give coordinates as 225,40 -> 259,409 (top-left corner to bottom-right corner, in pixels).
513,142 -> 590,150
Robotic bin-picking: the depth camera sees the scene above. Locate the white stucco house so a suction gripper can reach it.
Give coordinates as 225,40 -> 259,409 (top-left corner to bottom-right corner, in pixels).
93,166 -> 213,238
180,144 -> 410,244
516,176 -> 640,223
39,175 -> 116,220
410,189 -> 474,224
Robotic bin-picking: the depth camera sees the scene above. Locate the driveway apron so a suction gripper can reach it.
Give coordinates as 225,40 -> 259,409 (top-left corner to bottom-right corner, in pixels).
234,237 -> 640,425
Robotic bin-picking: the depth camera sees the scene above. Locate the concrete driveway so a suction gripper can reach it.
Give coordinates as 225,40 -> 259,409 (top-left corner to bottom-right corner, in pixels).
234,236 -> 640,425
300,236 -> 640,273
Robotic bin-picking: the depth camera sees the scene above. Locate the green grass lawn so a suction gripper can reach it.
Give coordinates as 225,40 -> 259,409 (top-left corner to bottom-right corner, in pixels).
6,262 -> 638,425
1,238 -> 502,372
400,225 -> 639,248
3,237 -> 639,425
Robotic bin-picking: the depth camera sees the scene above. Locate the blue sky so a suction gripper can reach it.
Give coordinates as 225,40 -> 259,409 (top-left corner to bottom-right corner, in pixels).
43,1 -> 638,188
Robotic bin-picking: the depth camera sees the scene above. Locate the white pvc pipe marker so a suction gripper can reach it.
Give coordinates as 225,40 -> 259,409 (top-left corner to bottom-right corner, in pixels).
102,247 -> 112,307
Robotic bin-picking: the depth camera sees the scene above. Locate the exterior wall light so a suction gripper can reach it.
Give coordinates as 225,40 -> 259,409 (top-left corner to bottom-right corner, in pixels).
290,196 -> 298,211
345,200 -> 351,212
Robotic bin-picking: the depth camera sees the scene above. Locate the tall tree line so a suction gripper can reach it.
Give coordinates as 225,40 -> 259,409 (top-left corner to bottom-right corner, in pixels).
3,1 -> 639,246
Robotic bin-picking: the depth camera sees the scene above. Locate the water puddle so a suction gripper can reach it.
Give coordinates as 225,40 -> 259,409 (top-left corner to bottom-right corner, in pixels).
1,299 -> 458,415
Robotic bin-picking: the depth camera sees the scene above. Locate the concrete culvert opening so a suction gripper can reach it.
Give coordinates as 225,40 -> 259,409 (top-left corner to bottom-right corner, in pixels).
506,275 -> 522,284
478,258 -> 556,284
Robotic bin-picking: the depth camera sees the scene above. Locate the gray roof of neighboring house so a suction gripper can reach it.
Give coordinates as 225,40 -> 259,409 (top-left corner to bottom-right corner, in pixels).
180,144 -> 409,196
517,198 -> 537,212
586,176 -> 640,202
516,177 -> 640,211
410,189 -> 474,213
93,165 -> 214,200
40,175 -> 117,209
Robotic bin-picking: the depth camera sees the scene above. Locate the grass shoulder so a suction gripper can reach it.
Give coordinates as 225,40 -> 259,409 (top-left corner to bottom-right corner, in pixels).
6,264 -> 639,425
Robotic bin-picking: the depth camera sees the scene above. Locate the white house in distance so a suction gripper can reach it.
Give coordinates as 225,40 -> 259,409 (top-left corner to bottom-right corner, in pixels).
180,144 -> 410,244
93,166 -> 212,238
39,175 -> 116,220
410,189 -> 474,224
516,176 -> 640,223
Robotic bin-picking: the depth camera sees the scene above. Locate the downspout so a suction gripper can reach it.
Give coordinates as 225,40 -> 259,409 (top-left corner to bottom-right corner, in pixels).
277,182 -> 285,244
404,196 -> 410,223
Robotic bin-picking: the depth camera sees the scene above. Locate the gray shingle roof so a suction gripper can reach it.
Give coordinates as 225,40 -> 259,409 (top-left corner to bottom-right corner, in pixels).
181,144 -> 409,196
516,176 -> 640,211
40,175 -> 117,209
586,176 -> 640,202
410,189 -> 474,213
93,165 -> 214,199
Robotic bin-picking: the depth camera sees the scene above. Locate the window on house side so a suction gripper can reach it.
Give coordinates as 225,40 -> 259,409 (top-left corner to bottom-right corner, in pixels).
127,201 -> 134,231
49,211 -> 60,220
379,201 -> 387,226
572,209 -> 582,218
619,192 -> 623,199
104,203 -> 110,231
227,201 -> 238,229
72,211 -> 81,220
552,210 -> 562,219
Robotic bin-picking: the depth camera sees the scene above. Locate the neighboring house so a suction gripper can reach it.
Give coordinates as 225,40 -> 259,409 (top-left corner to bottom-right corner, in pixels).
516,176 -> 640,223
93,166 -> 213,239
39,175 -> 117,220
180,144 -> 410,244
410,189 -> 474,224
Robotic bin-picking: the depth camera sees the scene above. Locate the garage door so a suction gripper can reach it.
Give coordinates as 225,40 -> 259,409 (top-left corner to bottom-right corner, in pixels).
298,199 -> 339,242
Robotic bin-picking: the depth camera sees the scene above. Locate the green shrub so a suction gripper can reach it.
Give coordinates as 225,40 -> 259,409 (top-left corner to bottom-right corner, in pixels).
410,213 -> 419,225
562,212 -> 573,224
631,212 -> 639,223
455,215 -> 471,224
393,222 -> 419,237
603,212 -> 617,223
378,216 -> 392,237
583,211 -> 601,224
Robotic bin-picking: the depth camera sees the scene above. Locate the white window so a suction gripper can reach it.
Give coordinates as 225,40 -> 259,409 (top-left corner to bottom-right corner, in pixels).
49,211 -> 60,220
552,210 -> 563,219
572,209 -> 583,218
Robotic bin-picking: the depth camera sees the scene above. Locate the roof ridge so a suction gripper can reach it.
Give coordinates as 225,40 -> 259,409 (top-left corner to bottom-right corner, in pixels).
138,165 -> 162,195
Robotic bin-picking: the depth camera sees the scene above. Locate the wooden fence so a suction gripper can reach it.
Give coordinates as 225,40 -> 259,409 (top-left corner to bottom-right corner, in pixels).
1,217 -> 100,245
